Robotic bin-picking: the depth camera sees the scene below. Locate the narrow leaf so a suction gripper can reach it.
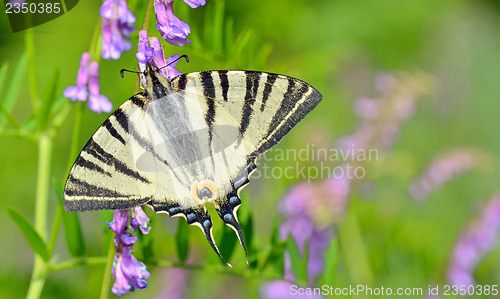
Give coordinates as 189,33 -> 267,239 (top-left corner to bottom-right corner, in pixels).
322,237 -> 339,284
0,53 -> 28,128
175,219 -> 190,263
218,224 -> 237,264
37,69 -> 60,132
243,213 -> 258,268
0,63 -> 9,93
20,115 -> 36,134
8,207 -> 50,262
286,235 -> 304,283
55,180 -> 85,257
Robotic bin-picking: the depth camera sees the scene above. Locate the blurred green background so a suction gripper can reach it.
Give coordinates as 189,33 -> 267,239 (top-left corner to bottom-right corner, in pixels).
2,0 -> 500,298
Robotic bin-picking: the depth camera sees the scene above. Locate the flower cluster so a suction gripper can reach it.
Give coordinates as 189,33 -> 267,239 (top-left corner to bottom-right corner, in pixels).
338,72 -> 432,152
154,0 -> 205,47
108,208 -> 152,296
100,0 -> 136,59
448,195 -> 500,286
410,148 -> 487,201
261,175 -> 350,297
63,52 -> 112,114
136,30 -> 182,84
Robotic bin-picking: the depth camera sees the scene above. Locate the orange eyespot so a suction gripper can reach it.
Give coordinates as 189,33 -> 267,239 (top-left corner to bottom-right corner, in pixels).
192,181 -> 218,202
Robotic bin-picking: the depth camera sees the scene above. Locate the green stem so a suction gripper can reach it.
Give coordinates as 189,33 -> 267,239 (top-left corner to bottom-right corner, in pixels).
26,133 -> 52,299
48,257 -> 108,273
142,0 -> 155,31
100,237 -> 116,299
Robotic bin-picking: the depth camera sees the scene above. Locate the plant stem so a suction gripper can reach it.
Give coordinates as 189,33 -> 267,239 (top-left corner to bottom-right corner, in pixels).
48,257 -> 108,272
100,237 -> 116,299
26,133 -> 53,299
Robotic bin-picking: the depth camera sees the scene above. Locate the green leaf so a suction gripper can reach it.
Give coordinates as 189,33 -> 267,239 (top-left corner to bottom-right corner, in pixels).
8,207 -> 50,262
0,53 -> 28,129
0,63 -> 9,96
322,237 -> 339,284
37,69 -> 60,132
286,235 -> 306,283
175,219 -> 190,263
211,0 -> 225,54
20,115 -> 36,134
242,213 -> 258,268
218,224 -> 237,264
55,180 -> 85,257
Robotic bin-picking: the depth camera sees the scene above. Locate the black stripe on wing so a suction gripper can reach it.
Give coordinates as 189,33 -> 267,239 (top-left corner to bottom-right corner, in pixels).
239,71 -> 260,137
255,78 -> 322,155
85,140 -> 151,184
260,73 -> 278,111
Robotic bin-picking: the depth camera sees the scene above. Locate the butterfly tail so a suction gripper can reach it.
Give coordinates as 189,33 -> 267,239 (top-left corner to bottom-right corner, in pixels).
215,190 -> 249,264
183,206 -> 232,267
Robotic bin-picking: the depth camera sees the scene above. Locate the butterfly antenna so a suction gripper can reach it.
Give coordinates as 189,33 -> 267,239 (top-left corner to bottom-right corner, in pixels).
157,55 -> 190,72
120,69 -> 140,78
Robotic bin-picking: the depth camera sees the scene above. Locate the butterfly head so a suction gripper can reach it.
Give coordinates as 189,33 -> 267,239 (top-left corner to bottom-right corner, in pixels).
143,62 -> 172,98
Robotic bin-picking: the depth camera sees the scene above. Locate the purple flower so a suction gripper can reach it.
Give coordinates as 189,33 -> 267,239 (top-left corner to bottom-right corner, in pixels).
87,62 -> 113,114
447,195 -> 500,286
100,0 -> 136,60
154,0 -> 191,47
278,175 -> 349,282
108,207 -> 151,296
337,72 -> 431,152
112,245 -> 150,295
410,148 -> 486,201
136,30 -> 154,64
182,0 -> 206,8
131,207 -> 152,234
136,30 -> 183,84
63,52 -> 90,102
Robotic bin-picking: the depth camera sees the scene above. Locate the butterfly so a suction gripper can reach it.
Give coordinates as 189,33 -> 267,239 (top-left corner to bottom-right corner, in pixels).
64,63 -> 322,263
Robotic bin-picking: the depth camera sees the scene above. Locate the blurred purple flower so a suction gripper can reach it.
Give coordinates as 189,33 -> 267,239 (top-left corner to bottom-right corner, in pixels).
279,176 -> 349,282
100,0 -> 136,59
88,62 -> 113,114
64,53 -> 113,114
182,0 -> 205,8
153,268 -> 190,299
136,30 -> 183,84
154,0 -> 191,47
108,208 -> 151,296
448,195 -> 500,286
63,52 -> 90,102
260,280 -> 323,299
338,72 -> 431,152
410,148 -> 486,201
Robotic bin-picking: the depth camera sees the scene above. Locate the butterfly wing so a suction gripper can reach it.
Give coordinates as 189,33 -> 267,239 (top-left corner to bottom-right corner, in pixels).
64,67 -> 322,263
167,70 -> 322,258
64,94 -> 162,212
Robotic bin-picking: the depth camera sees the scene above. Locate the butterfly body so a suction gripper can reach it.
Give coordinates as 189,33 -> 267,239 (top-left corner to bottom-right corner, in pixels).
64,63 -> 322,261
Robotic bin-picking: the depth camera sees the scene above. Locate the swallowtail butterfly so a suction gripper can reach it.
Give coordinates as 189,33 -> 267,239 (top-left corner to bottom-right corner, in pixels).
64,63 -> 322,262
